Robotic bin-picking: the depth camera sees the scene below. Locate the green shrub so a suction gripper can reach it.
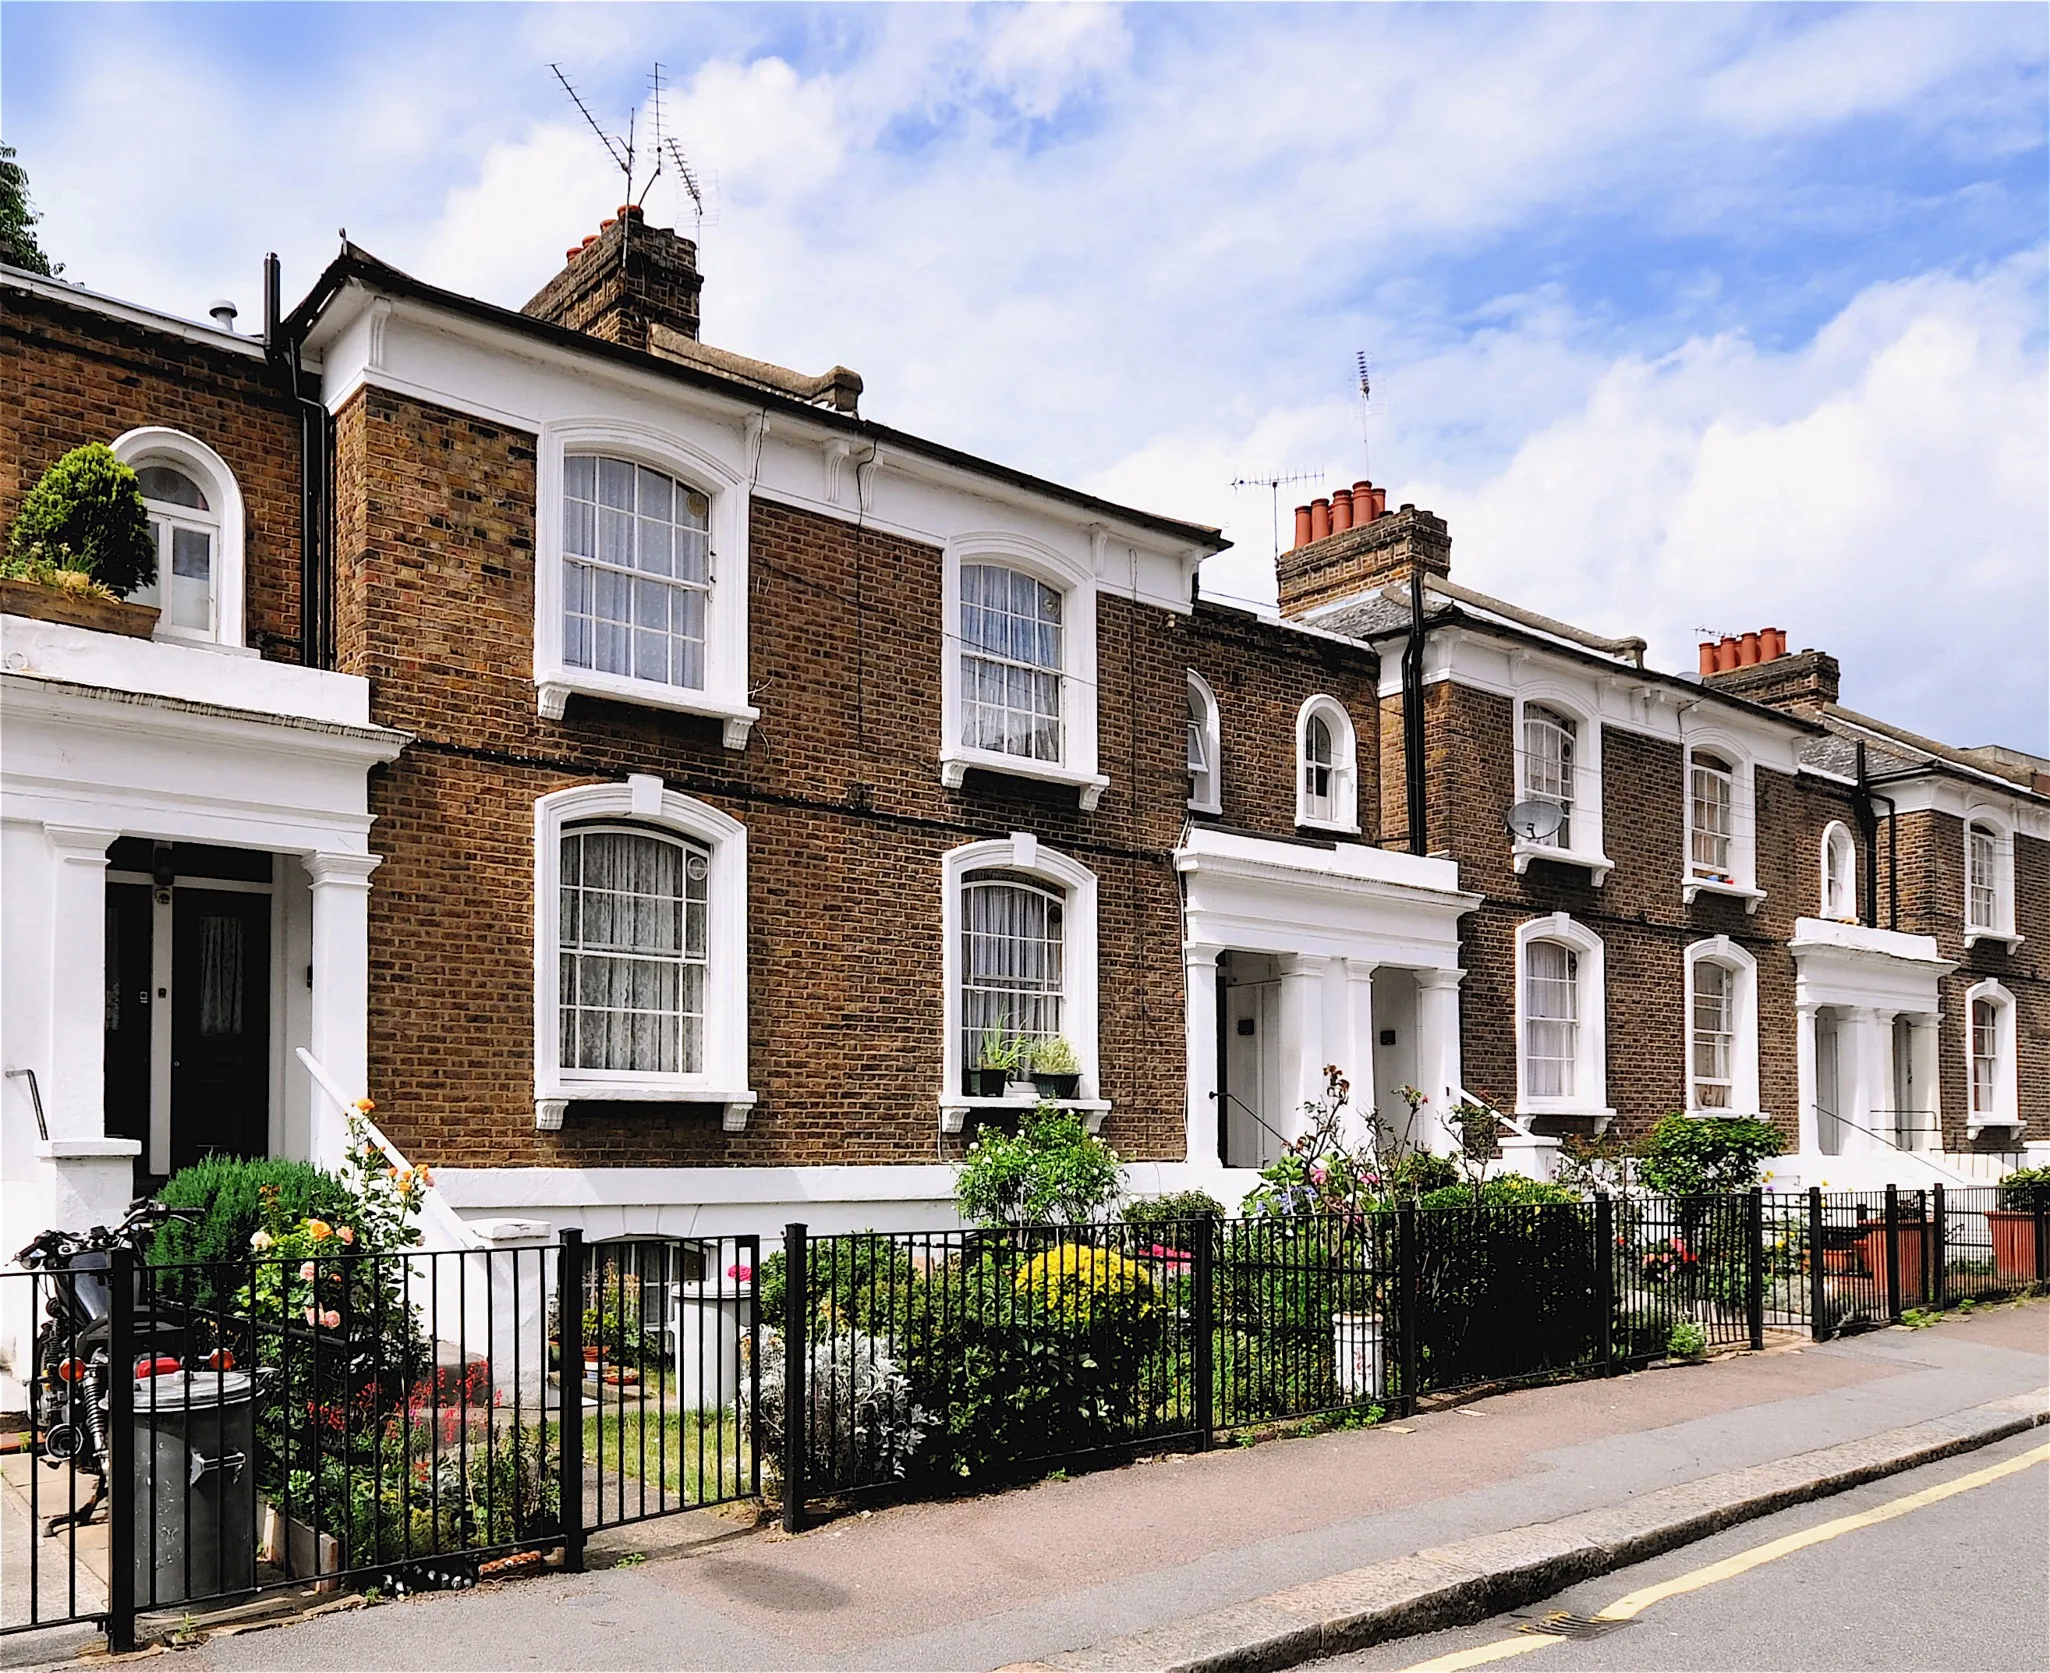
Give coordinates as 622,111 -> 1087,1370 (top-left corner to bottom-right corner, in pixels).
1666,1320 -> 1708,1361
956,1103 -> 1123,1228
1634,1114 -> 1782,1198
6,443 -> 156,595
1122,1189 -> 1226,1230
1997,1167 -> 2050,1211
150,1155 -> 356,1306
1417,1174 -> 1578,1211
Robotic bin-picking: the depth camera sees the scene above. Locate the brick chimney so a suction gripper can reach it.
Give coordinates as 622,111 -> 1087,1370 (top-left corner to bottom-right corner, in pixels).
523,205 -> 703,351
1276,481 -> 1449,618
1699,628 -> 1839,712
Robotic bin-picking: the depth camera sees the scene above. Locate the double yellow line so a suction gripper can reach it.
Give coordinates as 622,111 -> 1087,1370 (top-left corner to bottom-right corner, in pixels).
1402,1440 -> 2050,1671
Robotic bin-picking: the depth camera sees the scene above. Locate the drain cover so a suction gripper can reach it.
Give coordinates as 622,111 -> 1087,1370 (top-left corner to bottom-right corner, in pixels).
1514,1611 -> 1631,1640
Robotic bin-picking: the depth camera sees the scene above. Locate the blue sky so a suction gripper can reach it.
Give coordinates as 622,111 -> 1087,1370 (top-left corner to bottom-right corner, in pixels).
5,2 -> 2045,748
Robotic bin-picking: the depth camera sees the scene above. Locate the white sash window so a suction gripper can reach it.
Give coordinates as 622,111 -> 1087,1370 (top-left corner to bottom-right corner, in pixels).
562,455 -> 712,693
959,564 -> 1064,763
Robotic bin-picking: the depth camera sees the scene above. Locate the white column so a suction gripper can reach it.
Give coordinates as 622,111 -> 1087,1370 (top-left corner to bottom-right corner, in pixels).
1414,967 -> 1466,1154
37,826 -> 138,1235
1277,954 -> 1329,1137
43,826 -> 119,1140
1846,1006 -> 1886,1156
1795,1002 -> 1819,1158
1912,1016 -> 1941,1153
1342,959 -> 1379,1151
304,851 -> 381,1169
1183,943 -> 1222,1167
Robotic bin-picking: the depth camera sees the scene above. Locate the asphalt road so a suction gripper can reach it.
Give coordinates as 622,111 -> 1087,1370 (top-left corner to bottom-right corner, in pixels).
1325,1426 -> 2050,1673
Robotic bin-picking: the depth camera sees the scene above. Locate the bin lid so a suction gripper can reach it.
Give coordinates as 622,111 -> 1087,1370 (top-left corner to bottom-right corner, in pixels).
132,1369 -> 254,1411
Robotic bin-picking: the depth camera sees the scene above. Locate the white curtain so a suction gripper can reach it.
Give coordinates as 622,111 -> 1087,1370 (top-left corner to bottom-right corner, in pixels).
1523,940 -> 1578,1099
960,565 -> 1063,761
559,827 -> 709,1073
961,879 -> 1064,1067
1691,962 -> 1732,1107
197,914 -> 244,1037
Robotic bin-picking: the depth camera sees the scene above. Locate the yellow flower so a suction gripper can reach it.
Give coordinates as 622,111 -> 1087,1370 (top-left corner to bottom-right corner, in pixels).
307,1219 -> 333,1241
355,1098 -> 376,1113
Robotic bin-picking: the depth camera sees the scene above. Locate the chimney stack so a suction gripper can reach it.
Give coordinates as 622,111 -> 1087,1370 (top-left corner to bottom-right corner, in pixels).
1699,627 -> 1837,712
1276,479 -> 1450,618
523,204 -> 704,351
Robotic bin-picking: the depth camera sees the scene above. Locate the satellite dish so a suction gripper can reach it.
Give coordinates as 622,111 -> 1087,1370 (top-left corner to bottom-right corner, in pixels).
1506,800 -> 1564,843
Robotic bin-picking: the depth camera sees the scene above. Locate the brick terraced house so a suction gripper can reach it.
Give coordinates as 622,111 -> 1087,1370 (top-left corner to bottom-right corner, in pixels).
3,214 -> 2045,1313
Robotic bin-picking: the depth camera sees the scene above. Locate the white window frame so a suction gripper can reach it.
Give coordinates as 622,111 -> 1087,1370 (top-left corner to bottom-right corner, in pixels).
110,427 -> 248,651
533,418 -> 758,748
1510,689 -> 1612,883
939,533 -> 1105,808
1962,814 -> 2020,948
1186,670 -> 1222,816
533,775 -> 753,1131
1679,731 -> 1764,912
1820,821 -> 1857,922
1513,912 -> 1612,1120
1294,694 -> 1359,834
1684,936 -> 1761,1117
1963,978 -> 2020,1133
939,832 -> 1103,1131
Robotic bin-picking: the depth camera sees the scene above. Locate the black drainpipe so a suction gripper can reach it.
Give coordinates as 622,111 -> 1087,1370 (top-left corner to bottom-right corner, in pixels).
1402,567 -> 1428,854
266,254 -> 333,670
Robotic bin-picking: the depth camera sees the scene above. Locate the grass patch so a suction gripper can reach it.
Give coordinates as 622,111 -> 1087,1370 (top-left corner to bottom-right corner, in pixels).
583,1400 -> 752,1504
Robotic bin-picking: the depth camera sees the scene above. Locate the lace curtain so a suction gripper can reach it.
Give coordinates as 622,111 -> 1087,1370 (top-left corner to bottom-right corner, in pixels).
559,827 -> 709,1074
1522,940 -> 1578,1099
961,878 -> 1064,1068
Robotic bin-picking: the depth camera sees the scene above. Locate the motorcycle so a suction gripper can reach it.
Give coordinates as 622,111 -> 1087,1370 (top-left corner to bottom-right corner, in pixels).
15,1198 -> 202,1535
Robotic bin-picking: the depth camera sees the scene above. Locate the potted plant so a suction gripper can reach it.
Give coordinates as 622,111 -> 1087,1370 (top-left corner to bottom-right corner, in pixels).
1988,1167 -> 2050,1283
1029,1034 -> 1083,1101
2,443 -> 160,638
965,1028 -> 1022,1098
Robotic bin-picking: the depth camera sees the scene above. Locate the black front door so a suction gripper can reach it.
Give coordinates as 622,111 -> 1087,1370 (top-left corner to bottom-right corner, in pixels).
103,883 -> 153,1151
170,889 -> 271,1170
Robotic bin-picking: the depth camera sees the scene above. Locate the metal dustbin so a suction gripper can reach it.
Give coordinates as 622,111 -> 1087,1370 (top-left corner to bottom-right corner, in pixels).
132,1369 -> 258,1609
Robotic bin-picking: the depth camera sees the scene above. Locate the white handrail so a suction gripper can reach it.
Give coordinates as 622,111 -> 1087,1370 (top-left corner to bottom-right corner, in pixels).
297,1048 -> 480,1250
1455,1085 -> 1545,1142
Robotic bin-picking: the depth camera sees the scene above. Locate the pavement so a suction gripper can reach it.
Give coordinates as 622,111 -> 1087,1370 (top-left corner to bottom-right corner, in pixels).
11,1298 -> 2047,1672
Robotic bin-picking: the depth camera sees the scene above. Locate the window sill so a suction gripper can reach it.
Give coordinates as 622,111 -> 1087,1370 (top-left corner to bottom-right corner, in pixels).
1683,874 -> 1767,914
536,669 -> 758,748
1683,1107 -> 1771,1121
1515,1100 -> 1617,1126
1296,816 -> 1362,838
1510,839 -> 1615,885
1966,1116 -> 2025,1137
1964,928 -> 2024,951
939,746 -> 1108,810
535,1087 -> 757,1134
153,629 -> 259,659
1188,795 -> 1222,818
939,1094 -> 1110,1135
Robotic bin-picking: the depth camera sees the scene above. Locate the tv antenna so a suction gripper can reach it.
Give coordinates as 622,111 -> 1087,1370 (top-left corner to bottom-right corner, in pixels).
648,63 -> 706,231
552,62 -> 706,275
1355,349 -> 1373,477
1231,469 -> 1324,562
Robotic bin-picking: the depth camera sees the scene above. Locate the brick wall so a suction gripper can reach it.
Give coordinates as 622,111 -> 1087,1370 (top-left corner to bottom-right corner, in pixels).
1,290 -> 304,658
338,387 -> 1378,1171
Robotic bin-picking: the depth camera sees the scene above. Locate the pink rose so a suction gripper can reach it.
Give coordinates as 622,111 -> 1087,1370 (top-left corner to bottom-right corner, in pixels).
320,1309 -> 342,1330
300,1262 -> 317,1281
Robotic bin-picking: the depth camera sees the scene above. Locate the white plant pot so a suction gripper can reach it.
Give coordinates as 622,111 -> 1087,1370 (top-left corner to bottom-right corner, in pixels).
1333,1311 -> 1386,1401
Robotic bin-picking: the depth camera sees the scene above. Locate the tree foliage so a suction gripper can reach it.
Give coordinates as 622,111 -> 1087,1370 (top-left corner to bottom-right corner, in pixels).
1633,1113 -> 1782,1198
0,143 -> 57,276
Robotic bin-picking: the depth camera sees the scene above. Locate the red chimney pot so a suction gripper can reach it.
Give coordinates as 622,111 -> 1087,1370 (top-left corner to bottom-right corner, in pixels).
1739,631 -> 1762,666
1293,505 -> 1313,549
1369,487 -> 1387,519
1309,498 -> 1332,542
1715,636 -> 1739,673
1330,487 -> 1354,533
1698,642 -> 1717,678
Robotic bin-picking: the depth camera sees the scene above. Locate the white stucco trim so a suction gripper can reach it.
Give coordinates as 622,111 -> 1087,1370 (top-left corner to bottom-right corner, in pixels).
939,833 -> 1100,1130
531,416 -> 758,745
1819,821 -> 1858,922
110,426 -> 248,651
1513,911 -> 1613,1121
1294,694 -> 1360,834
938,532 -> 1106,806
532,776 -> 754,1129
1684,936 -> 1762,1117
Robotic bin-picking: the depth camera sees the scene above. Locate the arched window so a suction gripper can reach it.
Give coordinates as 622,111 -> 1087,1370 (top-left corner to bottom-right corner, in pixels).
941,834 -> 1100,1121
1821,822 -> 1857,921
532,777 -> 751,1130
1964,980 -> 2019,1131
1295,696 -> 1358,831
1186,672 -> 1221,815
562,455 -> 711,691
1514,913 -> 1610,1117
558,824 -> 709,1075
959,563 -> 1065,763
961,874 -> 1065,1067
110,427 -> 245,647
1688,750 -> 1734,879
1684,938 -> 1759,1115
1521,705 -> 1576,850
